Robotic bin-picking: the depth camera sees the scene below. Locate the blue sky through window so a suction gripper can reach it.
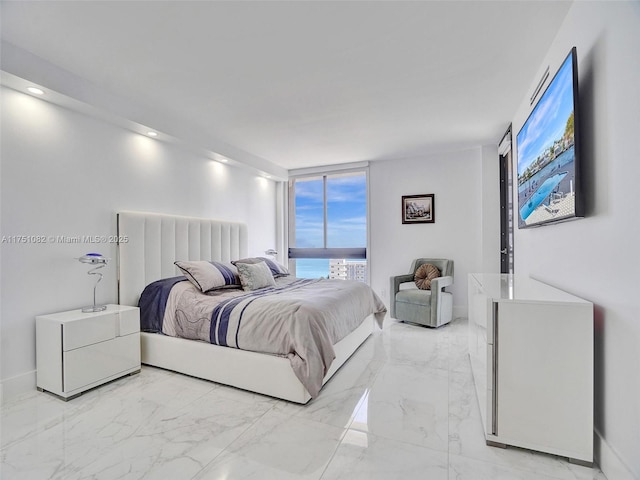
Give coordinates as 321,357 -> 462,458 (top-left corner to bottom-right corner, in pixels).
327,175 -> 367,247
294,173 -> 366,249
294,176 -> 324,248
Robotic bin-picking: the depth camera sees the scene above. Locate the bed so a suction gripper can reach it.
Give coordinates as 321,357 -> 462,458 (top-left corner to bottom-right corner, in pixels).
117,211 -> 385,403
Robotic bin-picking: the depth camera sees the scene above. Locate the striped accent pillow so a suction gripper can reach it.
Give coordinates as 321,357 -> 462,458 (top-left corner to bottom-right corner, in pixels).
232,257 -> 289,277
174,260 -> 241,292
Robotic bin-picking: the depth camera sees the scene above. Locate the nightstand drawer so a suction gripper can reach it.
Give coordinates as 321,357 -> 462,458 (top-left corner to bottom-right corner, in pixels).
63,314 -> 117,351
63,333 -> 140,392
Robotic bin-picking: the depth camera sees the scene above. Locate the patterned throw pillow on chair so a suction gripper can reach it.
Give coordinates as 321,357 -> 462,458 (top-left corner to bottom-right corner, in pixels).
414,263 -> 440,290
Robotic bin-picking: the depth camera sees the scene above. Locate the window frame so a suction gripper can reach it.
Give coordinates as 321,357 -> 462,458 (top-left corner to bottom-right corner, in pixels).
287,164 -> 370,281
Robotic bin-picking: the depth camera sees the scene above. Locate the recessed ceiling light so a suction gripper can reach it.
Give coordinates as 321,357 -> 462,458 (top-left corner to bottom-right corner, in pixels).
264,174 -> 271,179
27,87 -> 44,95
218,158 -> 228,163
147,131 -> 158,137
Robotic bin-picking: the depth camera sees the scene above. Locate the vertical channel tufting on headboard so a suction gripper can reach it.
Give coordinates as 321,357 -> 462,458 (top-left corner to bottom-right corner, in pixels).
117,212 -> 248,307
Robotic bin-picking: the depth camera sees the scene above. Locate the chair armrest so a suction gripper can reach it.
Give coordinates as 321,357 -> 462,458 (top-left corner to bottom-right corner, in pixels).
391,274 -> 415,294
390,274 -> 415,318
429,276 -> 453,325
430,275 -> 453,292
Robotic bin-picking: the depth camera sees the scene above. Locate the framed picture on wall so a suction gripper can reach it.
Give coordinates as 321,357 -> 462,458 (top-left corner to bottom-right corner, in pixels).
402,194 -> 435,224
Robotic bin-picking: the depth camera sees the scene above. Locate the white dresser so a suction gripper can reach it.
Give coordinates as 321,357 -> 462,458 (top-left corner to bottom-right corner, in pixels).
467,273 -> 593,465
36,304 -> 141,400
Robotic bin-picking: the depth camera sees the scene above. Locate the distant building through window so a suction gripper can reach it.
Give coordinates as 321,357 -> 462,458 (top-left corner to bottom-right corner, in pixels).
329,259 -> 367,282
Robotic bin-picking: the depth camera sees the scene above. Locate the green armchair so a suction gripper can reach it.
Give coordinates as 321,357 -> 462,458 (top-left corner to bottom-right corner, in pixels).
390,258 -> 454,328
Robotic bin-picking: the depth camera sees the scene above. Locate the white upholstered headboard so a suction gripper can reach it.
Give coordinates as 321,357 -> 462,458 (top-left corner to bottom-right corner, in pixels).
117,211 -> 248,306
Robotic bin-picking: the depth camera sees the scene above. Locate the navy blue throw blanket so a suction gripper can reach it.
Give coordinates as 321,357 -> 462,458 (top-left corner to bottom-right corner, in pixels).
138,276 -> 188,333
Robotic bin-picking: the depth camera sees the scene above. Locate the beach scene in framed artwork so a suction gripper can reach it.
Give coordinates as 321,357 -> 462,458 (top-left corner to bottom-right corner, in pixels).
402,194 -> 434,224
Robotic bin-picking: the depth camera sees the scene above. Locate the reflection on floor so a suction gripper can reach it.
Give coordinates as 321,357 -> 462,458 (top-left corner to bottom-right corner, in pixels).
1,317 -> 607,480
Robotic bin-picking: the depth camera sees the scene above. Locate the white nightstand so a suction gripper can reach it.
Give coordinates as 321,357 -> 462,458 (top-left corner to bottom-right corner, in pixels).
36,304 -> 141,400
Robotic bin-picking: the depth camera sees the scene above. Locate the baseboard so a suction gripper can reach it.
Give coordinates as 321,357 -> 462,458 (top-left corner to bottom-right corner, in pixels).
595,429 -> 638,480
0,370 -> 36,407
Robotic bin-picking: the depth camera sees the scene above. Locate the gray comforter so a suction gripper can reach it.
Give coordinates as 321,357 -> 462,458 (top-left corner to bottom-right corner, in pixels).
161,277 -> 386,397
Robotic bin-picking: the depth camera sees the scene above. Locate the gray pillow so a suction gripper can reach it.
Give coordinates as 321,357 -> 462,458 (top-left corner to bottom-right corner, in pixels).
232,257 -> 289,277
236,261 -> 276,291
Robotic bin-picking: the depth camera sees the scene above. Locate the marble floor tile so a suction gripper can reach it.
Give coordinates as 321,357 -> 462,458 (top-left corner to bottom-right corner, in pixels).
63,389 -> 274,480
449,454 -> 572,480
351,362 -> 450,452
447,318 -> 472,374
449,454 -> 609,480
193,410 -> 345,480
446,316 -> 470,340
1,367 -> 219,480
0,367 -> 175,451
380,321 -> 451,371
320,429 -> 448,480
1,315 -> 608,480
1,390 -> 79,450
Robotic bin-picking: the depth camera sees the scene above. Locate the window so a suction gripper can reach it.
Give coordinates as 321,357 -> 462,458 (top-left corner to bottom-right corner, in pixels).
288,169 -> 368,282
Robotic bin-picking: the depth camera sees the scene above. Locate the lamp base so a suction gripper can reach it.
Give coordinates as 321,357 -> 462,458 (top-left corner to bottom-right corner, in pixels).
82,305 -> 107,313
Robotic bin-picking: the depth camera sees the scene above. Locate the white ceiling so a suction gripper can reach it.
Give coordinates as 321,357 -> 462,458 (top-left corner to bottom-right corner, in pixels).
0,1 -> 572,171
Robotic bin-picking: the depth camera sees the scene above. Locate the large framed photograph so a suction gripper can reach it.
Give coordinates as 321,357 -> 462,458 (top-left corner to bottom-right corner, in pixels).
402,194 -> 435,224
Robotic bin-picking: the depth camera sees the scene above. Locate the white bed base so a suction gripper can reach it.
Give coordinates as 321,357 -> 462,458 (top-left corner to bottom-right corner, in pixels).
117,211 -> 374,404
141,315 -> 374,403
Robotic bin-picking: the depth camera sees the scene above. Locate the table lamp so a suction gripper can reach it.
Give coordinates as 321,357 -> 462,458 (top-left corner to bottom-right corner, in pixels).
78,253 -> 108,312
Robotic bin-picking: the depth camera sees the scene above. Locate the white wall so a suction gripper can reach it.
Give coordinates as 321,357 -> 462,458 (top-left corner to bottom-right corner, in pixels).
511,2 -> 640,478
369,148 -> 486,317
0,86 -> 278,402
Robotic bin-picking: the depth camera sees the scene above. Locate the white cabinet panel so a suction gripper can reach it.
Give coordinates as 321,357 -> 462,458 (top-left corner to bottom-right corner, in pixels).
36,305 -> 141,400
496,301 -> 593,458
468,274 -> 593,464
